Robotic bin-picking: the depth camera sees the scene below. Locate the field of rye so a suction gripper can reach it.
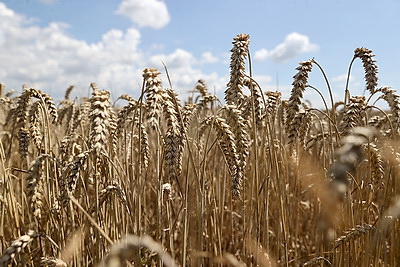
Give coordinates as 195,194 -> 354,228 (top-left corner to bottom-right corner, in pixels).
0,33 -> 399,266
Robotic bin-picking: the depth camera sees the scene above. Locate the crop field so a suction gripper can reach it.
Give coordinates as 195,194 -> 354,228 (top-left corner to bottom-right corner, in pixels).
0,33 -> 399,266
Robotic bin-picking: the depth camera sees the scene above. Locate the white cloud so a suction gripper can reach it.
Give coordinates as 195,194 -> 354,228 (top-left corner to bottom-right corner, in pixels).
149,49 -> 196,69
254,49 -> 269,61
0,2 -> 225,100
147,49 -> 227,95
254,32 -> 319,63
115,0 -> 170,29
200,52 -> 219,64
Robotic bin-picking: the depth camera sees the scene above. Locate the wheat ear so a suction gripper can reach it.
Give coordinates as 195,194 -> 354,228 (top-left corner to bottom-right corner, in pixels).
89,89 -> 111,155
40,257 -> 67,267
329,127 -> 375,197
195,79 -> 209,97
225,34 -> 250,106
201,116 -> 242,197
162,89 -> 184,181
354,47 -> 378,95
379,86 -> 400,131
29,101 -> 43,150
88,183 -> 128,214
105,235 -> 177,267
286,60 -> 313,136
244,77 -> 264,126
144,68 -> 164,129
222,105 -> 250,178
59,151 -> 90,207
340,96 -> 367,135
334,224 -> 374,248
0,230 -> 41,265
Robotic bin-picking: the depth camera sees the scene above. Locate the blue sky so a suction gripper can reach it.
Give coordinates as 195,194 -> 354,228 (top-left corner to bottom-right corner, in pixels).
1,0 -> 399,106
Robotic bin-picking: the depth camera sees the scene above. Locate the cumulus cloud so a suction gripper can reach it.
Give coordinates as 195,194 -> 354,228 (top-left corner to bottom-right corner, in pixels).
254,49 -> 269,62
200,52 -> 219,64
0,2 -> 225,99
147,49 -> 227,93
254,32 -> 318,62
115,0 -> 170,29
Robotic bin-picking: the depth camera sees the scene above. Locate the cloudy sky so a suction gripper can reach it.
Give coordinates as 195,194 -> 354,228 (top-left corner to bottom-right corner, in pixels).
1,0 -> 400,106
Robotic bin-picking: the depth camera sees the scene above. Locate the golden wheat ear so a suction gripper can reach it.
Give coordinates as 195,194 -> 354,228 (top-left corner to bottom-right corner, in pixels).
225,34 -> 250,106
0,230 -> 41,265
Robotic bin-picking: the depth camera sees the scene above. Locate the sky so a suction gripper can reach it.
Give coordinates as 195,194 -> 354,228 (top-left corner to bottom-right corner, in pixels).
1,0 -> 400,107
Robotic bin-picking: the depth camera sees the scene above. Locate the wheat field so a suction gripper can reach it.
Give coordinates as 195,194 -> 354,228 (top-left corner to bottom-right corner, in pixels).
0,33 -> 399,266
